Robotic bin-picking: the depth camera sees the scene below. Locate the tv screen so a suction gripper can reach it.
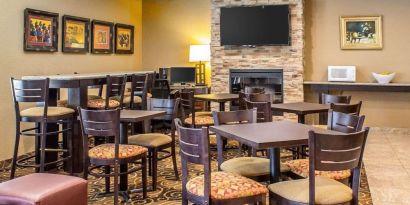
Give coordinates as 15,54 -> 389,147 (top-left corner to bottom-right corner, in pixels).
220,5 -> 290,46
170,67 -> 196,84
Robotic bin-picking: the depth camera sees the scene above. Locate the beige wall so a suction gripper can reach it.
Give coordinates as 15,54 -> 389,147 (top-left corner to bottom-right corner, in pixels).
0,0 -> 142,160
142,0 -> 211,83
305,0 -> 410,128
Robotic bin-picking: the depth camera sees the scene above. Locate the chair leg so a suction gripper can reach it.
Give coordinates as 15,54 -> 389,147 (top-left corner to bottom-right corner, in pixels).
148,151 -> 152,176
113,163 -> 119,205
182,190 -> 188,205
39,122 -> 47,173
104,166 -> 111,193
171,144 -> 179,180
152,149 -> 158,191
142,155 -> 147,199
260,194 -> 267,205
10,124 -> 21,179
66,119 -> 73,175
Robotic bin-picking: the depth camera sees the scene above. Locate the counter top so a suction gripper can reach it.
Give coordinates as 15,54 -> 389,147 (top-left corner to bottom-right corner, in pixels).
304,81 -> 410,87
22,71 -> 153,80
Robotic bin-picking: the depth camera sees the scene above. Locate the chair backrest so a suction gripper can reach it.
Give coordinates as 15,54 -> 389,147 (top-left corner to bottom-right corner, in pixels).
244,98 -> 272,122
175,118 -> 211,203
78,108 -> 121,163
105,75 -> 127,109
151,79 -> 171,99
129,74 -> 148,110
244,87 -> 265,94
328,110 -> 365,133
321,93 -> 351,104
308,128 -> 369,204
212,108 -> 257,126
238,89 -> 266,110
180,91 -> 196,127
330,101 -> 362,115
11,78 -> 50,119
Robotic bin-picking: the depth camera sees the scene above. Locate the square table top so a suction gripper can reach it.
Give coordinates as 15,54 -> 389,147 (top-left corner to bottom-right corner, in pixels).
194,93 -> 239,102
271,102 -> 330,115
210,121 -> 341,149
120,110 -> 166,123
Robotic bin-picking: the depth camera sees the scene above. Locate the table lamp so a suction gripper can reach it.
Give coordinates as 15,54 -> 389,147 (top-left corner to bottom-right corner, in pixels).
189,44 -> 210,85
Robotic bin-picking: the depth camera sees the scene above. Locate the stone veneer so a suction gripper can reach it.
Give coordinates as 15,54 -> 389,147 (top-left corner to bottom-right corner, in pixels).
211,0 -> 305,114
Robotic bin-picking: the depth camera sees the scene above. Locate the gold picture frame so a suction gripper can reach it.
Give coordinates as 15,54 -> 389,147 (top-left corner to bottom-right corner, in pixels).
340,16 -> 383,50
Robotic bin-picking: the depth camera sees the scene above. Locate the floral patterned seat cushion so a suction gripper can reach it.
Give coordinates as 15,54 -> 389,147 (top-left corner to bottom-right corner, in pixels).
184,115 -> 214,126
88,144 -> 147,160
284,159 -> 351,180
87,99 -> 121,109
186,171 -> 267,200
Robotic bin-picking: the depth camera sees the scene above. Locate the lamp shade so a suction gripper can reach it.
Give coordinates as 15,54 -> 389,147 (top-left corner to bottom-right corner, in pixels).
189,45 -> 210,62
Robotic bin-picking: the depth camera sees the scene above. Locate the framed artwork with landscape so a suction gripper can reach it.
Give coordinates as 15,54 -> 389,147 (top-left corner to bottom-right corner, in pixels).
115,24 -> 134,54
91,20 -> 113,54
24,8 -> 58,52
62,15 -> 90,53
340,16 -> 383,50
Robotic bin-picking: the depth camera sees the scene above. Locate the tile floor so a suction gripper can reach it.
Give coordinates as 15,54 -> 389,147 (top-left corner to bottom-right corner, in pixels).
364,129 -> 410,205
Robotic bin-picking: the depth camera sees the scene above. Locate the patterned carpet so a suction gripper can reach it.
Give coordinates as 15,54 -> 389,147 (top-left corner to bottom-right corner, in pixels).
0,142 -> 372,205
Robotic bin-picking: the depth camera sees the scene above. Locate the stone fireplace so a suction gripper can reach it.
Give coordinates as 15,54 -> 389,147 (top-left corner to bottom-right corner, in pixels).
210,0 -> 305,119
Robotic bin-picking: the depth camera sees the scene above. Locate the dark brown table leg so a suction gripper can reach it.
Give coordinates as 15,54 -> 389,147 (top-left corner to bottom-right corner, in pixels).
120,122 -> 128,192
219,102 -> 226,111
269,148 -> 281,183
297,114 -> 306,124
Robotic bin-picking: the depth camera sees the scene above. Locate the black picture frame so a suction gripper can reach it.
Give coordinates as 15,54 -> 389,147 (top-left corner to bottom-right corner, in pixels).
91,20 -> 114,54
24,8 -> 59,52
62,15 -> 90,53
115,23 -> 134,54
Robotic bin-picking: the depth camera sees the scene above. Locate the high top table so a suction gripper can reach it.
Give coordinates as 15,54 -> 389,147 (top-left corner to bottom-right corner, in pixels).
194,93 -> 239,111
271,102 -> 330,124
22,71 -> 153,173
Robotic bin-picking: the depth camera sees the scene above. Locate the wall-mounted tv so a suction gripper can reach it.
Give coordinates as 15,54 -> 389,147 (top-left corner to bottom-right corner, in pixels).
220,5 -> 290,46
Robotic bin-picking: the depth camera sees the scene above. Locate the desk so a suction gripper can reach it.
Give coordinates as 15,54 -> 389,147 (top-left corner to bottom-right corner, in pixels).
210,121 -> 341,183
22,71 -> 153,173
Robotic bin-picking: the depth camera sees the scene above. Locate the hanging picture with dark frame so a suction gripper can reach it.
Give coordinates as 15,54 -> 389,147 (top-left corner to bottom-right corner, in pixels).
62,15 -> 90,53
115,23 -> 134,54
24,8 -> 58,52
91,20 -> 113,54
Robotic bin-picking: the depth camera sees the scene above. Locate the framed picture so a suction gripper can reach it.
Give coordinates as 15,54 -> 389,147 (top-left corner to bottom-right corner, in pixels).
91,20 -> 113,54
62,15 -> 90,53
24,8 -> 58,52
340,16 -> 383,50
115,24 -> 134,54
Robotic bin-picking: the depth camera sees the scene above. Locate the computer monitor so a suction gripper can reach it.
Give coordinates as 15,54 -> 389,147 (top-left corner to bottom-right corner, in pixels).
170,67 -> 196,85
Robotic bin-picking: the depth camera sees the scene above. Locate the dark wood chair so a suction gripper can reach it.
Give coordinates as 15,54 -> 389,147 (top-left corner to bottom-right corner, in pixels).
180,91 -> 214,128
269,128 -> 370,205
238,88 -> 266,110
128,98 -> 180,190
87,75 -> 127,110
213,109 -> 290,182
151,78 -> 171,99
10,78 -> 74,178
78,108 -> 148,204
122,74 -> 148,110
319,93 -> 352,124
330,101 -> 362,115
285,110 -> 366,183
175,118 -> 268,205
244,94 -> 272,123
244,87 -> 265,94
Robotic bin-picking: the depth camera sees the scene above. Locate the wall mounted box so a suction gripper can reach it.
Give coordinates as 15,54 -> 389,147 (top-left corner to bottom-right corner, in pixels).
328,66 -> 356,82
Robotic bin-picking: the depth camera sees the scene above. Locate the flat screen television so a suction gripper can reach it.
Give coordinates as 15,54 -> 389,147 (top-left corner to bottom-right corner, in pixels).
170,67 -> 196,85
220,5 -> 290,46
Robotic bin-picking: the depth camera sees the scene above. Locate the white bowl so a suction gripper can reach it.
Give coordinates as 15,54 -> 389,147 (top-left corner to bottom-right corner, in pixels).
372,72 -> 395,84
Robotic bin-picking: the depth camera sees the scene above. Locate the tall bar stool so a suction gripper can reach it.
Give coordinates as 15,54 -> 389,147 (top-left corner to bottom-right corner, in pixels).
123,74 -> 148,110
78,108 -> 148,204
87,75 -> 127,110
10,78 -> 75,179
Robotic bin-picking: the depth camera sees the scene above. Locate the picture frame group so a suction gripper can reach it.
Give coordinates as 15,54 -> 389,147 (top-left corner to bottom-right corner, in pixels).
24,8 -> 134,54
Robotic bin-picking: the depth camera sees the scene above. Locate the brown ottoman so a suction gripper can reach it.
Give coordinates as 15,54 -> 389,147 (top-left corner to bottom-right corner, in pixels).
0,173 -> 87,205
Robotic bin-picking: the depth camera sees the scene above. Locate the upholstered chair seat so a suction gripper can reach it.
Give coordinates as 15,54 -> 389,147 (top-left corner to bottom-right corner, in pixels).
121,95 -> 142,104
88,144 -> 147,160
128,133 -> 172,148
284,159 -> 351,180
190,111 -> 213,117
184,115 -> 214,126
57,95 -> 103,107
20,107 -> 75,117
221,157 -> 290,177
268,176 -> 352,204
186,171 -> 268,200
0,173 -> 87,205
87,99 -> 121,109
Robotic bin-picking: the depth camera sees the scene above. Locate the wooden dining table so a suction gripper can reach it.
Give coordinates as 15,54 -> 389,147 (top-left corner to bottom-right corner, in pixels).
194,93 -> 239,111
271,102 -> 329,123
22,71 -> 153,173
210,121 -> 341,183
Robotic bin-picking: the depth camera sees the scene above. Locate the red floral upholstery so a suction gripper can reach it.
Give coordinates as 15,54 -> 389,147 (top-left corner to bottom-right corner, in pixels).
284,159 -> 351,180
184,115 -> 214,126
88,144 -> 147,160
186,171 -> 267,200
87,99 -> 120,109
